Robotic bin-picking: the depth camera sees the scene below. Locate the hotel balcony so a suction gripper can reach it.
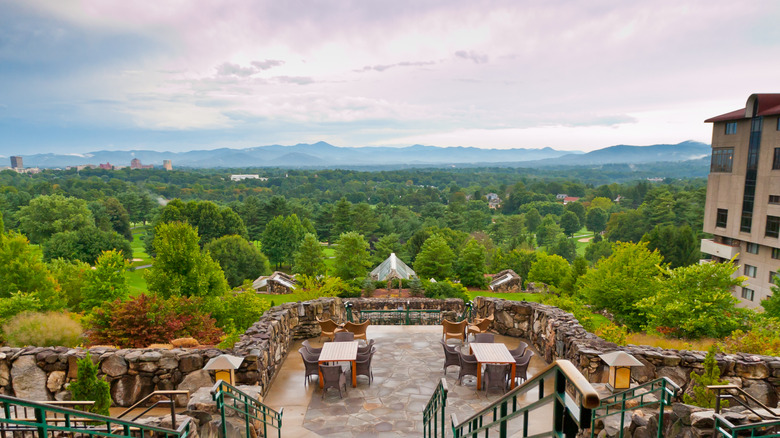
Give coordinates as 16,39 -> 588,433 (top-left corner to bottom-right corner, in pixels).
700,238 -> 740,260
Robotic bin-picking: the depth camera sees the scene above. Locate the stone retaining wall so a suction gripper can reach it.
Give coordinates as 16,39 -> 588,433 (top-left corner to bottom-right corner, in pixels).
474,296 -> 780,407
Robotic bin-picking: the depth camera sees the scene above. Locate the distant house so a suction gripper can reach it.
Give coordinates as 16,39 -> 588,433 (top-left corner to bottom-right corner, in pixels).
230,174 -> 268,181
614,195 -> 624,203
370,253 -> 416,282
489,269 -> 522,292
253,271 -> 296,294
555,194 -> 567,200
562,196 -> 580,205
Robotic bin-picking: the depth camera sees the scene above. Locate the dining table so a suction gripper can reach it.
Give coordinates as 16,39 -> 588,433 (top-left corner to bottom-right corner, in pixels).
469,343 -> 518,390
318,340 -> 359,388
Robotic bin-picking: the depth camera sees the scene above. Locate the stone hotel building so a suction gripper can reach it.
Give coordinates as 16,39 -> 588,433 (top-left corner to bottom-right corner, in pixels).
702,94 -> 780,307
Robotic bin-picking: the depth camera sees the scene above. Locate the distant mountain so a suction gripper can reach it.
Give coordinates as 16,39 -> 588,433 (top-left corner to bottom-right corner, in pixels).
15,140 -> 709,169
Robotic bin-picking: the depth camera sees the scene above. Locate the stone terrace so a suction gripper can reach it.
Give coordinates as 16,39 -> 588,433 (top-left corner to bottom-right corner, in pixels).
263,325 -> 550,437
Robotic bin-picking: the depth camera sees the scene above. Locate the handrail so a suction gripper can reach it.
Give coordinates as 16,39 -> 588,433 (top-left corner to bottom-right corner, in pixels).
357,309 -> 443,325
591,377 -> 680,438
211,380 -> 283,438
709,384 -> 780,420
0,393 -> 192,438
450,359 -> 599,438
713,413 -> 780,437
423,378 -> 448,438
116,389 -> 190,428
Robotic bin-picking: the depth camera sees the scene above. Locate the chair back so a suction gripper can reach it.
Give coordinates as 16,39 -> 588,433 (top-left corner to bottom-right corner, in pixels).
442,319 -> 468,340
343,320 -> 370,339
474,333 -> 495,343
358,339 -> 375,354
515,349 -> 534,366
298,347 -> 318,363
476,314 -> 494,331
334,331 -> 355,342
302,339 -> 322,355
317,317 -> 340,332
508,341 -> 528,357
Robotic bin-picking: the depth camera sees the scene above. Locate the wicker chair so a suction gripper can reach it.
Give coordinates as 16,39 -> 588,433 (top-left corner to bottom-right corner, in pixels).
302,339 -> 322,355
358,339 -> 376,355
442,319 -> 468,343
298,347 -> 320,386
473,333 -> 495,343
440,339 -> 460,375
509,350 -> 534,386
457,353 -> 479,385
483,364 -> 509,395
467,314 -> 494,338
320,364 -> 348,399
508,341 -> 528,358
355,347 -> 376,385
334,331 -> 355,342
317,317 -> 341,342
343,320 -> 370,341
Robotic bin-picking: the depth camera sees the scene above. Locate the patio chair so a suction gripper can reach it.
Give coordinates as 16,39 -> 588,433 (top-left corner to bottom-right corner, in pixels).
320,364 -> 348,399
473,333 -> 495,343
334,331 -> 355,342
483,364 -> 509,395
317,317 -> 341,342
457,353 -> 479,386
442,319 -> 468,344
355,348 -> 376,385
508,341 -> 528,358
440,339 -> 460,375
343,320 -> 371,341
298,347 -> 320,386
509,350 -> 534,386
302,339 -> 322,355
467,314 -> 494,338
357,339 -> 375,355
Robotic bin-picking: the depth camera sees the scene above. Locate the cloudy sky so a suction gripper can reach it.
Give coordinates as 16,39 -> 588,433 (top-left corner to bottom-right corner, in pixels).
1,0 -> 779,155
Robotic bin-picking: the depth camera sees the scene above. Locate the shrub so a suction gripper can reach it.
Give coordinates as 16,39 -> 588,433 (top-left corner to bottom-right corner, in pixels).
3,311 -> 83,347
423,280 -> 469,301
362,276 -> 376,297
721,318 -> 780,356
597,323 -> 628,346
86,294 -> 223,348
538,294 -> 598,332
409,277 -> 424,297
69,353 -> 111,415
218,330 -> 241,349
683,346 -> 728,408
204,292 -> 270,334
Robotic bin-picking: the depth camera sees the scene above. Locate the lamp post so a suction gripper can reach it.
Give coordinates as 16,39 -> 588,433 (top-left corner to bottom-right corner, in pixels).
599,351 -> 643,392
203,354 -> 244,386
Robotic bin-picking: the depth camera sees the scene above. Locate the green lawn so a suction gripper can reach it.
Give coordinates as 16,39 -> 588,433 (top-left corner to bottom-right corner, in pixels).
466,291 -> 544,303
322,244 -> 336,273
128,227 -> 151,296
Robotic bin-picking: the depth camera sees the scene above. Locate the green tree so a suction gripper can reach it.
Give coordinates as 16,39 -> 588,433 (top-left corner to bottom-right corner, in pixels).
373,233 -> 402,265
578,241 -> 664,331
351,203 -> 378,237
527,253 -> 570,289
205,235 -> 270,288
333,232 -> 371,280
535,216 -> 563,247
561,256 -> 588,294
491,248 -> 537,284
261,214 -> 306,268
565,202 -> 586,223
81,250 -> 130,311
414,234 -> 455,280
331,197 -> 353,239
683,346 -> 729,408
456,239 -> 487,288
605,210 -> 646,243
761,275 -> 780,317
560,211 -> 581,237
17,194 -> 94,243
585,207 -> 608,235
69,353 -> 111,416
102,197 -> 133,240
640,224 -> 699,268
584,240 -> 613,265
524,208 -> 542,233
638,260 -> 748,339
0,232 -> 64,309
42,228 -> 132,265
48,259 -> 91,310
145,222 -> 228,298
549,235 -> 577,262
293,233 -> 327,277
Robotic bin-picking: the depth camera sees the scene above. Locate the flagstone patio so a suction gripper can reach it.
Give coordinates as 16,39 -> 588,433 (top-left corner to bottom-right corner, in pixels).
262,325 -> 551,437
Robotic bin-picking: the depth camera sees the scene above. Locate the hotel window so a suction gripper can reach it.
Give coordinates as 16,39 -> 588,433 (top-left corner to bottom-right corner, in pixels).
742,288 -> 755,301
726,122 -> 737,135
745,265 -> 757,277
774,248 -> 780,259
774,148 -> 780,170
771,195 -> 780,205
770,271 -> 779,284
710,148 -> 734,172
768,216 -> 780,238
746,242 -> 759,254
715,209 -> 728,228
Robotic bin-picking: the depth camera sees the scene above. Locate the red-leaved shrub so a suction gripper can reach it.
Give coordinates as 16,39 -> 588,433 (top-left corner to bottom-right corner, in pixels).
86,294 -> 223,348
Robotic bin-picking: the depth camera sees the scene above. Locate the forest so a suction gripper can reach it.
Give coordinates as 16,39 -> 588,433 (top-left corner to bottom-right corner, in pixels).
0,165 -> 777,356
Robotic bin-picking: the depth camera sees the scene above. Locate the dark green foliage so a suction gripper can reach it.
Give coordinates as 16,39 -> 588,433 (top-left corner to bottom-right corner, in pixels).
455,239 -> 487,288
205,235 -> 270,288
0,232 -> 64,309
564,202 -> 586,223
585,207 -> 608,234
81,250 -> 129,311
17,194 -> 94,244
683,346 -> 728,408
409,277 -> 424,297
605,210 -> 647,242
549,235 -> 577,262
42,228 -> 132,264
524,208 -> 542,232
584,239 -> 612,264
333,232 -> 371,280
640,224 -> 699,268
423,280 -> 469,301
560,211 -> 581,236
293,233 -> 327,277
69,353 -> 111,415
262,214 -> 305,268
491,248 -> 537,284
761,276 -> 780,317
527,253 -> 570,289
414,234 -> 455,280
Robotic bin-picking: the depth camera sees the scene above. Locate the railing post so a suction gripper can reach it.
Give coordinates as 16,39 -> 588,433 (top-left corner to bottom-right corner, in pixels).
345,302 -> 353,322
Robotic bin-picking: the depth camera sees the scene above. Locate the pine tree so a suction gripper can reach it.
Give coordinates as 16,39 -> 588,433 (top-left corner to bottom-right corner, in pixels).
293,233 -> 326,277
69,353 -> 111,415
683,346 -> 728,408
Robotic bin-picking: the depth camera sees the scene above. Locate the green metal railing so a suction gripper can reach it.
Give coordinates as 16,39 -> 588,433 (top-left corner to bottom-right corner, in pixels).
449,360 -> 600,438
210,380 -> 283,438
423,378 -> 449,438
713,414 -> 780,437
344,300 -> 474,325
0,393 -> 192,438
590,377 -> 679,438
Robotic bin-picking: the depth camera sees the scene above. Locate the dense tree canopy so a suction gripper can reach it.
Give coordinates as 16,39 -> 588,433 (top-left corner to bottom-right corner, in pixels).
414,234 -> 456,280
17,194 -> 94,244
333,232 -> 371,280
293,233 -> 327,278
205,235 -> 270,288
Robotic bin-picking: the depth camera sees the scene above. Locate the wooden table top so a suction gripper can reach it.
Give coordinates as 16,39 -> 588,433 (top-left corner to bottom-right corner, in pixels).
470,343 -> 514,364
319,341 -> 359,362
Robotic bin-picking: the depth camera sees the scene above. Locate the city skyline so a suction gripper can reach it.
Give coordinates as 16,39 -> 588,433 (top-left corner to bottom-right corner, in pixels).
1,1 -> 780,154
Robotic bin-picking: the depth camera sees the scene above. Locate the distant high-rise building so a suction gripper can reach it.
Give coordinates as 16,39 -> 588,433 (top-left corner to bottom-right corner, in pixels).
10,156 -> 22,169
163,160 -> 172,171
130,158 -> 153,169
701,93 -> 780,307
99,162 -> 114,170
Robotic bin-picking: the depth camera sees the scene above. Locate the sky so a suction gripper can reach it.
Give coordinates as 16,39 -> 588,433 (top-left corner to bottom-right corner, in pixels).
1,0 -> 780,155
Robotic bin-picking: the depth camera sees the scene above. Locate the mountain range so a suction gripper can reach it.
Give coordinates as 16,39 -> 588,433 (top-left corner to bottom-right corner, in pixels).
7,140 -> 711,169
